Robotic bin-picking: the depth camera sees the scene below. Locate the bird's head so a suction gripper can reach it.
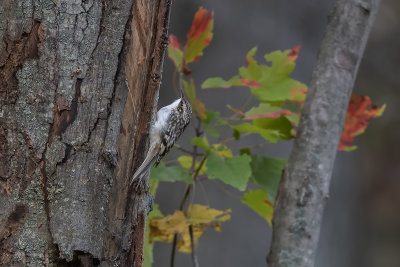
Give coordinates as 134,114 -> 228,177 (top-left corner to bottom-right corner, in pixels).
177,89 -> 192,124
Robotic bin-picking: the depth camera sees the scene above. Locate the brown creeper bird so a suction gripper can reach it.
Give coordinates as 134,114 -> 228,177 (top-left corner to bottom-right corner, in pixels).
130,91 -> 192,186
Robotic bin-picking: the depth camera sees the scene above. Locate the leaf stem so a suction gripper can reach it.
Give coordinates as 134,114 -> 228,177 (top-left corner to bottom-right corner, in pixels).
221,132 -> 251,144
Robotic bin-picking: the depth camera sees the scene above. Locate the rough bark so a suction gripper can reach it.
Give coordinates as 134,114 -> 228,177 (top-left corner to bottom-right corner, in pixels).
267,0 -> 380,266
0,0 -> 170,266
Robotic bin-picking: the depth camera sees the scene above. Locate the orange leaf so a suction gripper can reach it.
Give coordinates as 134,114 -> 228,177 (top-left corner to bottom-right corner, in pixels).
339,94 -> 385,151
287,45 -> 301,61
196,99 -> 207,121
188,7 -> 214,40
185,7 -> 214,64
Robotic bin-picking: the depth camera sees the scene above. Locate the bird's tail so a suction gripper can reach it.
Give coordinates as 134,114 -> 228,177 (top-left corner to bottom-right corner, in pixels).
130,145 -> 159,185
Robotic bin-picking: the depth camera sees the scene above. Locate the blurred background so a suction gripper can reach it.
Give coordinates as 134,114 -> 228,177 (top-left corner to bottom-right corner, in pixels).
154,0 -> 400,266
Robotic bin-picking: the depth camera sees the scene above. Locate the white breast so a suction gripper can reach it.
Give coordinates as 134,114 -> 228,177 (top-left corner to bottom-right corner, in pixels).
151,98 -> 180,138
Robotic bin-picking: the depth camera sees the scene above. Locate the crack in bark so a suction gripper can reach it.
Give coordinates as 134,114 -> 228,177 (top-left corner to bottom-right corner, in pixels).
39,125 -> 60,265
49,78 -> 83,145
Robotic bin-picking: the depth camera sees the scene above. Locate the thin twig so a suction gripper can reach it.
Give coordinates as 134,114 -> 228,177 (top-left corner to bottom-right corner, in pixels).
172,68 -> 178,96
170,234 -> 178,267
220,132 -> 251,144
225,94 -> 253,121
197,180 -> 210,207
163,159 -> 179,166
212,180 -> 242,200
230,142 -> 270,151
189,225 -> 199,267
192,153 -> 208,183
175,145 -> 203,157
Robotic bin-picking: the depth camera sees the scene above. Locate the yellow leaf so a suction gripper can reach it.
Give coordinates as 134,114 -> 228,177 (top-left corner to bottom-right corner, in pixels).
177,226 -> 204,253
150,211 -> 186,242
211,144 -> 232,158
149,204 -> 231,253
178,156 -> 207,174
187,204 -> 231,224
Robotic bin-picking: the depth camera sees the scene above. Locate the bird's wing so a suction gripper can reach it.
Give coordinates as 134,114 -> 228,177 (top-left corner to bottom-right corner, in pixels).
130,144 -> 160,185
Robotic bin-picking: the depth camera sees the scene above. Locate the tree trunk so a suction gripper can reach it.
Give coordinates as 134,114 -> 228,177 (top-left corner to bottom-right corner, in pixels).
267,0 -> 380,266
0,0 -> 170,266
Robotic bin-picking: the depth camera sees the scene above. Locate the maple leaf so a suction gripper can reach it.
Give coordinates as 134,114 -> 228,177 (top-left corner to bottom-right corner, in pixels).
241,190 -> 274,224
203,46 -> 307,102
245,109 -> 297,120
339,94 -> 385,151
149,204 -> 231,253
240,78 -> 261,87
287,45 -> 301,61
168,35 -> 184,69
185,7 -> 214,64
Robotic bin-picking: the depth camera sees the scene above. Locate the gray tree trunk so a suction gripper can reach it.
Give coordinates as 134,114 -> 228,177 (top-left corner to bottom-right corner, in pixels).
0,0 -> 170,266
267,0 -> 380,266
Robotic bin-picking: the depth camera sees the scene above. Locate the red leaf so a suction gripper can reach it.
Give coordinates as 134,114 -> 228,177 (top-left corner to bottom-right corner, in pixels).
168,35 -> 184,69
245,110 -> 297,120
169,35 -> 182,49
240,78 -> 261,87
188,7 -> 213,39
184,7 -> 214,64
339,94 -> 385,151
288,45 -> 301,61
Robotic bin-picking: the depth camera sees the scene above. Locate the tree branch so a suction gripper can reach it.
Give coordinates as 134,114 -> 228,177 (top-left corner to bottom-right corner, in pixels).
267,0 -> 381,266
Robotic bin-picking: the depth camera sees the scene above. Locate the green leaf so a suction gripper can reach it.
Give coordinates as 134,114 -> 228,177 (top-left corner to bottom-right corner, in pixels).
211,144 -> 232,158
190,136 -> 210,151
239,148 -> 251,156
253,116 -> 293,140
168,35 -> 184,70
178,156 -> 207,174
202,47 -> 307,102
143,203 -> 163,267
183,78 -> 197,109
204,110 -> 221,124
201,76 -> 241,89
151,163 -> 193,184
233,123 -> 280,143
250,155 -> 286,202
150,179 -> 159,196
233,129 -> 240,140
241,190 -> 273,224
204,124 -> 220,137
205,152 -> 251,191
246,46 -> 258,64
245,103 -> 283,117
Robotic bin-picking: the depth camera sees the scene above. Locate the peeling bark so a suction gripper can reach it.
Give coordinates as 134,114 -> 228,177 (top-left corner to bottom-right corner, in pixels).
0,0 -> 171,266
266,0 -> 380,267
